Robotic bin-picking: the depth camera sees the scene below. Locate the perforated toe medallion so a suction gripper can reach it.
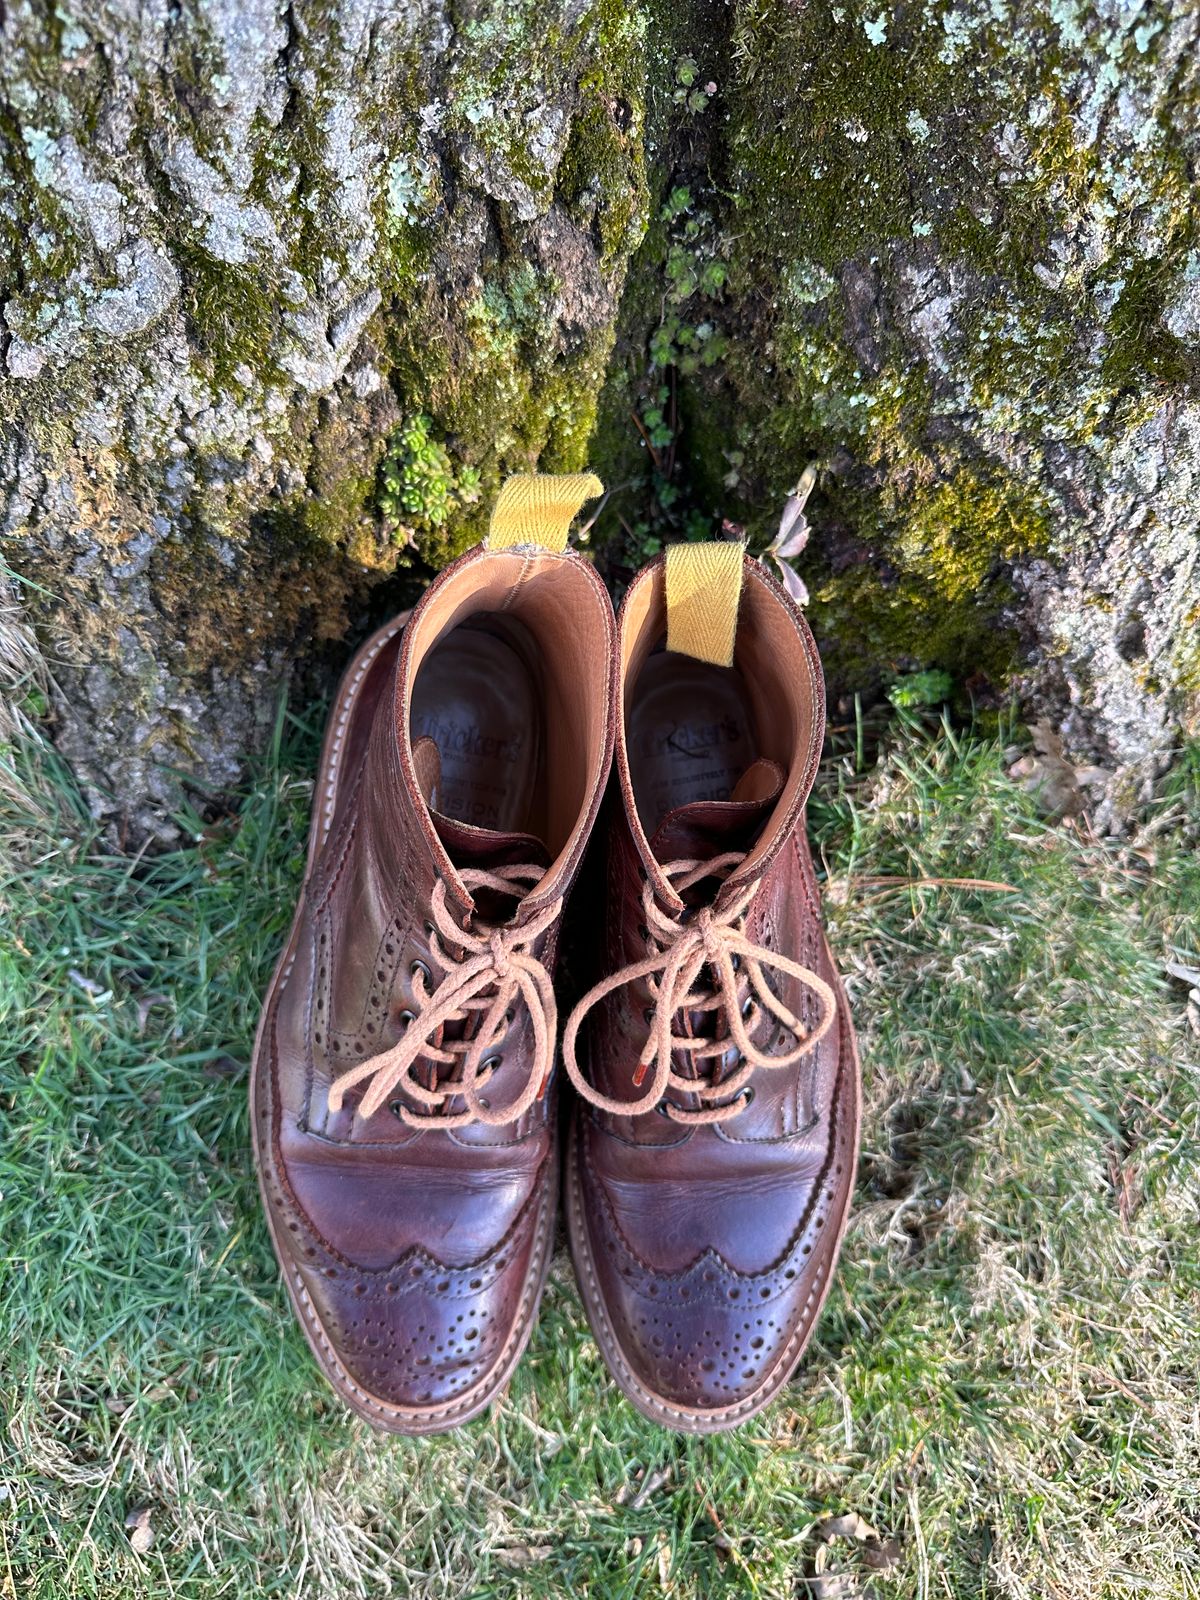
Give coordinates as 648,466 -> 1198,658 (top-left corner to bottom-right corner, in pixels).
285,1188 -> 551,1421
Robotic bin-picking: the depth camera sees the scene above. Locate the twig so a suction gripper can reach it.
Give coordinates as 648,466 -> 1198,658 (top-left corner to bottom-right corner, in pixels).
840,875 -> 1020,894
1081,1365 -> 1157,1414
629,409 -> 663,472
576,481 -> 637,540
211,1226 -> 244,1275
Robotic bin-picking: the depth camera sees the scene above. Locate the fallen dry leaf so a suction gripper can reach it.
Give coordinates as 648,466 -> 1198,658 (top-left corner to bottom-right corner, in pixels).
202,1054 -> 246,1080
802,1573 -> 864,1599
764,466 -> 818,607
818,1512 -> 877,1543
807,1508 -> 902,1592
862,1535 -> 903,1571
1008,721 -> 1111,820
136,993 -> 171,1035
124,1505 -> 154,1555
496,1544 -> 552,1568
68,968 -> 107,1000
616,1464 -> 672,1509
1165,958 -> 1200,1037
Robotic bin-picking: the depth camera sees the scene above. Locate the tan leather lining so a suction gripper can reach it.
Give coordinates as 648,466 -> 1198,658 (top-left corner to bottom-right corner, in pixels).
618,557 -> 822,902
627,650 -> 758,835
397,547 -> 614,906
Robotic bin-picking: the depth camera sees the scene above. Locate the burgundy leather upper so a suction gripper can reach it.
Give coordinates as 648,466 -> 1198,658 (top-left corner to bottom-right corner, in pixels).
567,556 -> 861,1424
252,544 -> 615,1428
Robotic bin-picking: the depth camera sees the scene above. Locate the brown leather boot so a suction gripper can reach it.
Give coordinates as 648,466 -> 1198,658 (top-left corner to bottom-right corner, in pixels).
563,543 -> 860,1433
251,476 -> 614,1433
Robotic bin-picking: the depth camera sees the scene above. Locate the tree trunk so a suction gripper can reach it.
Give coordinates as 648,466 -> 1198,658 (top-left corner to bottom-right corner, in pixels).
597,0 -> 1200,825
1,0 -> 647,841
3,0 -> 1197,842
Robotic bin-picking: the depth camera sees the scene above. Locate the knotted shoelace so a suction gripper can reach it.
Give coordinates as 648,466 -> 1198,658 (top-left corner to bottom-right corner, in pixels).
326,864 -> 560,1128
563,853 -> 837,1124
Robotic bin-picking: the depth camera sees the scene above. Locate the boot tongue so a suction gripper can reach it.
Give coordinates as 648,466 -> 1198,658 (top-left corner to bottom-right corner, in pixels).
647,758 -> 785,882
412,735 -> 550,882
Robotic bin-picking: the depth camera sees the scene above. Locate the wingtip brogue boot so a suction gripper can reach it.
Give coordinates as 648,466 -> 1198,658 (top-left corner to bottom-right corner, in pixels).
563,543 -> 861,1433
251,475 -> 615,1433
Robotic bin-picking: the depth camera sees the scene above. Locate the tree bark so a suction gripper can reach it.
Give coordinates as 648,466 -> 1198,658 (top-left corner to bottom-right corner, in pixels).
1,0 -> 647,840
598,0 -> 1200,824
3,0 -> 1198,841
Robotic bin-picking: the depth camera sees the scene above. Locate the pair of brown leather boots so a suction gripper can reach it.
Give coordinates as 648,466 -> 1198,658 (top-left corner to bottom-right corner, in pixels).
251,474 -> 861,1436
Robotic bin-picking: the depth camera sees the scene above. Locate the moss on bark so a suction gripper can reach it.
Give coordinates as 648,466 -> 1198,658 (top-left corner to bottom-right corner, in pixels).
591,0 -> 1200,799
1,0 -> 649,839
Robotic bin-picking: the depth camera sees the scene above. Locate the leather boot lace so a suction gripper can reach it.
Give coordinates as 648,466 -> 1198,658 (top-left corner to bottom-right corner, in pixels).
327,864 -> 560,1128
563,853 -> 837,1124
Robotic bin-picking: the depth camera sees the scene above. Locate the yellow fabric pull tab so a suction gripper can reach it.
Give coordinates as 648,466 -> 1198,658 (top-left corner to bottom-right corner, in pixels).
665,540 -> 745,667
486,472 -> 603,552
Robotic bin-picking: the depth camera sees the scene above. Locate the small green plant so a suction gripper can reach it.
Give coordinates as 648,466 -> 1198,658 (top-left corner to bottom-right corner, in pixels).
672,56 -> 716,114
649,311 -> 729,374
887,668 -> 955,709
660,185 -> 693,224
645,193 -> 730,375
638,386 -> 674,451
664,246 -> 727,303
377,415 -> 481,546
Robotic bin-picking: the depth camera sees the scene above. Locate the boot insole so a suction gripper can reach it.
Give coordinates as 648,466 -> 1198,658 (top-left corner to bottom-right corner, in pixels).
409,622 -> 542,834
628,650 -> 759,837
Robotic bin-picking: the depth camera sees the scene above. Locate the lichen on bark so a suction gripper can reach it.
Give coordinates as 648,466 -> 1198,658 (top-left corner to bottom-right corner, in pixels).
1,0 -> 648,840
595,0 -> 1200,816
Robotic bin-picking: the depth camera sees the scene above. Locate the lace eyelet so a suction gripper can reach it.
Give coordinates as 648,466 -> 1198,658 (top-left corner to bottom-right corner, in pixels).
739,1085 -> 755,1107
397,1009 -> 415,1028
643,1006 -> 654,1025
741,996 -> 755,1019
423,919 -> 434,937
730,953 -> 741,972
480,1054 -> 502,1075
389,1100 -> 406,1120
637,922 -> 649,941
411,958 -> 431,984
655,1101 -> 673,1118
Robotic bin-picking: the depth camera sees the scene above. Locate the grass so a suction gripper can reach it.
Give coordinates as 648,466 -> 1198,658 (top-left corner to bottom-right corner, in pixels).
1,704 -> 1198,1599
